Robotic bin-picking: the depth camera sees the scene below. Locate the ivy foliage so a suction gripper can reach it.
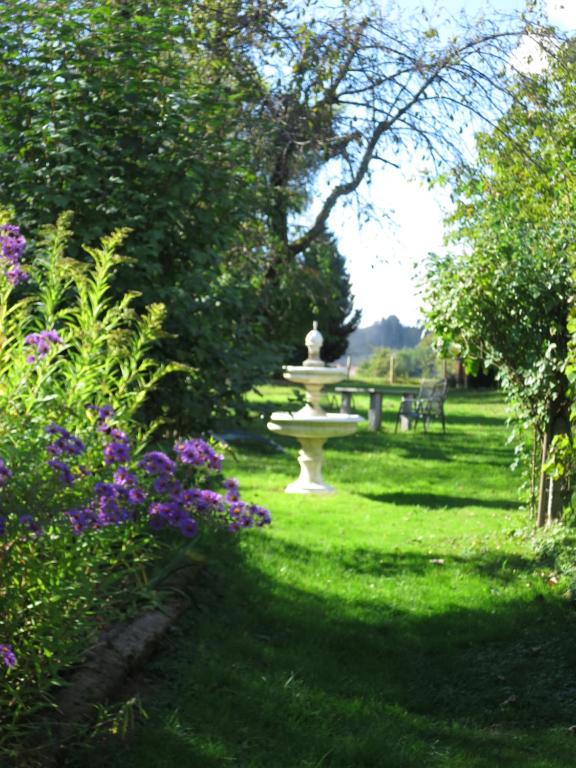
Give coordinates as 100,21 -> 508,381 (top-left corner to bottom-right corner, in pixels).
423,41 -> 576,522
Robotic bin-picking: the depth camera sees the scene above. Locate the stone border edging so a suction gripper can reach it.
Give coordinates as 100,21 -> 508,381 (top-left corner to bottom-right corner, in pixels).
35,560 -> 206,767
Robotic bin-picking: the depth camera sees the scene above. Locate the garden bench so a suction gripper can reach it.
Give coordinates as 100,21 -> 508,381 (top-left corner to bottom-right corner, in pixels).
334,386 -> 385,431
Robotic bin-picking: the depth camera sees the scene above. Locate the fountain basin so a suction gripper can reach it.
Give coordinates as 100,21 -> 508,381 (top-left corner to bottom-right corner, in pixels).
282,365 -> 347,388
267,412 -> 363,494
267,411 -> 362,439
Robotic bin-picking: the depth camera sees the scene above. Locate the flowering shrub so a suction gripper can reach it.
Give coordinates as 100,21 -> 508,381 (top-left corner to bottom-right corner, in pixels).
0,223 -> 28,285
0,215 -> 271,760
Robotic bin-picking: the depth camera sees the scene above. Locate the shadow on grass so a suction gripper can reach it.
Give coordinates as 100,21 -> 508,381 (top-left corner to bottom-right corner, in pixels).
70,535 -> 576,768
361,491 -> 519,511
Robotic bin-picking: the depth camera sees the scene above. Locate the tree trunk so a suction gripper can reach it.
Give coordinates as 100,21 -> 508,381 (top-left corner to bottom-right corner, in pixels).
536,405 -> 571,527
536,429 -> 550,528
529,427 -> 538,518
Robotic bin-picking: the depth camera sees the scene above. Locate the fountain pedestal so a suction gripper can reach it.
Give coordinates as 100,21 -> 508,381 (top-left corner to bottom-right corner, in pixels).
287,438 -> 331,494
267,323 -> 363,494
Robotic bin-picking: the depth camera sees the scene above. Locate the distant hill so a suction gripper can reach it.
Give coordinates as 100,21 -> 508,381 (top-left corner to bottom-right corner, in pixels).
343,315 -> 422,361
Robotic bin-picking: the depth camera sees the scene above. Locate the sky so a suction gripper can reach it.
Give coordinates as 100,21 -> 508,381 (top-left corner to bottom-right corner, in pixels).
326,0 -> 576,329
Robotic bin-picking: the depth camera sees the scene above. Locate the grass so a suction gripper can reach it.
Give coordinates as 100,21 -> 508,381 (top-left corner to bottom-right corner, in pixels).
68,384 -> 576,768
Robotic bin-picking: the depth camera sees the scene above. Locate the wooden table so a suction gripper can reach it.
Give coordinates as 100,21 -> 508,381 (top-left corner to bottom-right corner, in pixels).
334,387 -> 385,431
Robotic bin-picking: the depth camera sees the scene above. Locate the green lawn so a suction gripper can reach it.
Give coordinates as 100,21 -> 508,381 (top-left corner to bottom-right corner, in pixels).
70,385 -> 576,768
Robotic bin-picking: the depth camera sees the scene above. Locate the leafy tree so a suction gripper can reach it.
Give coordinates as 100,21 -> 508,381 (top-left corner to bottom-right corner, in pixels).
0,0 -> 274,428
0,0 -> 542,427
423,40 -> 576,525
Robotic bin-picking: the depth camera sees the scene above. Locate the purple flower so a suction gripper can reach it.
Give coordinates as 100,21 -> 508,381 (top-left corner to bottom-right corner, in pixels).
194,489 -> 223,513
0,224 -> 25,260
177,488 -> 201,507
127,487 -> 146,505
103,441 -> 131,465
24,329 -> 63,362
93,481 -> 116,498
18,514 -> 43,536
0,644 -> 17,669
0,224 -> 28,285
179,517 -> 198,538
153,475 -> 180,496
148,513 -> 167,531
138,451 -> 175,476
251,505 -> 272,526
6,264 -> 29,286
0,458 -> 12,487
228,501 -> 247,518
46,423 -> 69,437
48,458 -> 75,485
174,438 -> 223,471
223,477 -> 239,493
48,434 -> 86,457
87,404 -> 115,421
113,467 -> 137,486
0,515 -> 6,536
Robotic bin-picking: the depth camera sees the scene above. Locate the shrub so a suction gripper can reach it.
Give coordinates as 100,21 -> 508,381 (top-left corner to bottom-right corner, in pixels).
0,215 -> 271,761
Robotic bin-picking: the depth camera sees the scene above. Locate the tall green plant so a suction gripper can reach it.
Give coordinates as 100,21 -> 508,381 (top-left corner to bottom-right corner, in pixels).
0,210 -> 182,437
423,44 -> 576,525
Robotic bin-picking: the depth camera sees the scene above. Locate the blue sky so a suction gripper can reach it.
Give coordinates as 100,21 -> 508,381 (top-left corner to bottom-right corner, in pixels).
324,0 -> 576,329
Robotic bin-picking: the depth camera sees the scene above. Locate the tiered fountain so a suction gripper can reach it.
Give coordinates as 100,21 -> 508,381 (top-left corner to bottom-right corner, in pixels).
267,322 -> 363,494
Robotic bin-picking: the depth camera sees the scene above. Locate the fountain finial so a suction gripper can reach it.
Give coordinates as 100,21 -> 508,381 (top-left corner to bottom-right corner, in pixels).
303,321 -> 324,367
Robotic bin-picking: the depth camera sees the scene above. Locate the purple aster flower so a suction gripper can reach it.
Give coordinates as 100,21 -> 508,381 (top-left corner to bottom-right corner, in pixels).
174,438 -> 223,471
48,434 -> 85,457
18,514 -> 43,536
177,488 -> 202,507
223,477 -> 239,493
103,441 -> 131,465
252,505 -> 272,526
65,508 -> 92,534
0,458 -> 12,487
148,513 -> 167,531
153,475 -> 180,496
228,501 -> 247,518
6,264 -> 29,285
127,487 -> 146,505
113,467 -> 137,486
0,644 -> 17,669
87,404 -> 115,421
195,489 -> 223,513
0,223 -> 28,285
24,329 -> 63,361
110,427 -> 128,443
138,451 -> 175,476
45,423 -> 69,437
93,481 -> 116,498
0,224 -> 25,260
48,458 -> 75,485
179,517 -> 198,538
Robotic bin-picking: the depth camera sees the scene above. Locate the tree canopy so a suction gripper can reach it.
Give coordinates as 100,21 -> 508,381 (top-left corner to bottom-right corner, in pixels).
423,37 -> 576,524
0,0 -> 539,427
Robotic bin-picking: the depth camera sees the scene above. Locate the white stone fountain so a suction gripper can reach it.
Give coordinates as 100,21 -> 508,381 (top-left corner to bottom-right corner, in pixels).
267,322 -> 363,494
